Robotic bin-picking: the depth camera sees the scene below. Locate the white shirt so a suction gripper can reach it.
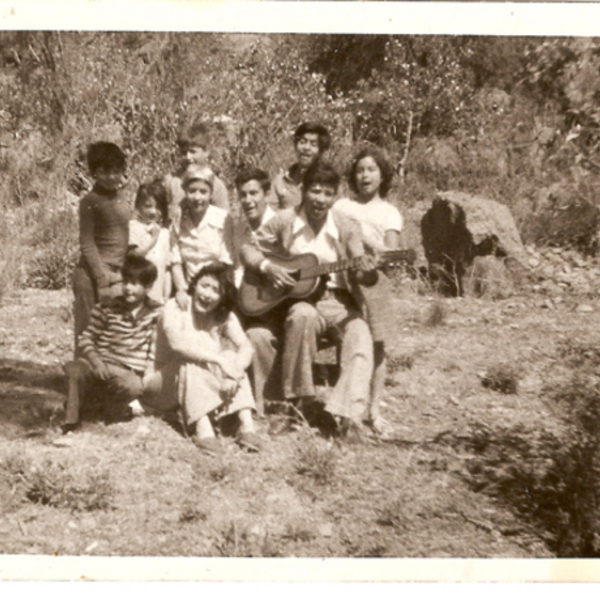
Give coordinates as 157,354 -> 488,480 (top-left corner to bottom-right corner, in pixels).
171,204 -> 232,280
129,220 -> 171,304
333,197 -> 402,250
289,209 -> 345,289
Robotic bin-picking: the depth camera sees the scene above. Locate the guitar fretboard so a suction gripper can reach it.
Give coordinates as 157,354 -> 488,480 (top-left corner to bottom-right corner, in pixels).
297,250 -> 412,281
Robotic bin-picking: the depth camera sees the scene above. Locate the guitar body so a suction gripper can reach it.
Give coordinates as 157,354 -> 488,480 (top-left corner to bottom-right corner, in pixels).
238,253 -> 321,316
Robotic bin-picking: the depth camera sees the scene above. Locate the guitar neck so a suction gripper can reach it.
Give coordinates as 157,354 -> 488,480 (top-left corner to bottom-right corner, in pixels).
298,250 -> 413,281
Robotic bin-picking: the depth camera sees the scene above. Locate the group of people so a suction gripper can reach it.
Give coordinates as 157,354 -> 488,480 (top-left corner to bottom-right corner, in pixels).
64,121 -> 405,455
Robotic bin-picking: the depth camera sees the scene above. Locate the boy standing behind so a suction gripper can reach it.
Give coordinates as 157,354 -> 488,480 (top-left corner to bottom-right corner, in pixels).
73,142 -> 130,354
164,122 -> 230,223
64,255 -> 161,429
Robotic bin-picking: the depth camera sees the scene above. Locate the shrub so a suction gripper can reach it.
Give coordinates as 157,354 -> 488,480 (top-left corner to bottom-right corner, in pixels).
481,363 -> 520,395
2,456 -> 114,512
295,441 -> 337,485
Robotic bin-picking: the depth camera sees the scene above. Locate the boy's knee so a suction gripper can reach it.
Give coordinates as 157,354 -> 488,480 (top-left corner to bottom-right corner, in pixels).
107,370 -> 144,400
286,302 -> 319,328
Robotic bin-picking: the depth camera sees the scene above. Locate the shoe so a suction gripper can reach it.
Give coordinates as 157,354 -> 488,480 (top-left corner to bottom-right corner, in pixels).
368,417 -> 394,439
339,418 -> 363,444
192,436 -> 221,456
128,399 -> 145,418
236,431 -> 261,453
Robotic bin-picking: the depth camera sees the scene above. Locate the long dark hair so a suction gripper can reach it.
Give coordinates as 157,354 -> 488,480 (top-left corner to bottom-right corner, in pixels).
187,262 -> 236,321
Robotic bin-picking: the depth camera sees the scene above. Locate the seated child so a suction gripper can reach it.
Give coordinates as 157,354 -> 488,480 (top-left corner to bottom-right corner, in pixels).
128,179 -> 171,304
163,122 -> 230,223
63,255 -> 161,429
149,262 -> 260,455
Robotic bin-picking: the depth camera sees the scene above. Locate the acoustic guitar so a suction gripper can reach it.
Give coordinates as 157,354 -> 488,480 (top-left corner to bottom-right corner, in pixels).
238,249 -> 416,316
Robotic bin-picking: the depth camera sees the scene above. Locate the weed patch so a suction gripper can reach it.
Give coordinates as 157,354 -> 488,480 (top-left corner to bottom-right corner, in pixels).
481,363 -> 520,394
424,301 -> 446,327
2,456 -> 114,512
295,441 -> 338,485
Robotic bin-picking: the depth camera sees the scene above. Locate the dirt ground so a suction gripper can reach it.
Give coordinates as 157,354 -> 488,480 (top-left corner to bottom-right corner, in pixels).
1,283 -> 597,558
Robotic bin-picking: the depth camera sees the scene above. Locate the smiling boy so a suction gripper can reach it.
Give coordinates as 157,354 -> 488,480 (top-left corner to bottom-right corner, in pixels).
164,122 -> 230,223
63,255 -> 161,429
268,122 -> 331,210
241,161 -> 377,437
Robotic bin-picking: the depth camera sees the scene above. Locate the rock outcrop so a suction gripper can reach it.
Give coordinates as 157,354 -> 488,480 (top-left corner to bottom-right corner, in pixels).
421,191 -> 528,296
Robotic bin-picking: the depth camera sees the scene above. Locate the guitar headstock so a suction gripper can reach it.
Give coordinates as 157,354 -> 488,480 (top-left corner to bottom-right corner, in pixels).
382,249 -> 416,268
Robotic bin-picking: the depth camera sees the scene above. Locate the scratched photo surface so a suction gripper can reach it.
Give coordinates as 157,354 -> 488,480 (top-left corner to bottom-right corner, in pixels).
1,0 -> 600,584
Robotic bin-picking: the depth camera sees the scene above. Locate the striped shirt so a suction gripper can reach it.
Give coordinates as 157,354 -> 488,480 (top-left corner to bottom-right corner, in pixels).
79,298 -> 161,374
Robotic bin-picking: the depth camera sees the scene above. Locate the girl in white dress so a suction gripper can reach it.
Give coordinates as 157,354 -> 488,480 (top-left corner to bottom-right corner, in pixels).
128,180 -> 171,304
153,263 -> 260,455
334,147 -> 404,435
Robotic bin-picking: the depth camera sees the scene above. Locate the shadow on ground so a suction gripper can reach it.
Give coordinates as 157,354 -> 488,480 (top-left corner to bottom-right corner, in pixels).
0,359 -> 66,437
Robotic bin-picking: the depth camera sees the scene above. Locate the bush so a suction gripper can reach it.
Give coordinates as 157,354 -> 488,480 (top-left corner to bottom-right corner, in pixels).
481,363 -> 520,395
2,456 -> 114,512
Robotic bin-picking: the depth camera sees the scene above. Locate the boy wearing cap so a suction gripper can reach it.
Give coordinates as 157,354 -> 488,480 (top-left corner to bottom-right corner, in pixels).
164,122 -> 230,223
170,164 -> 234,310
268,122 -> 331,211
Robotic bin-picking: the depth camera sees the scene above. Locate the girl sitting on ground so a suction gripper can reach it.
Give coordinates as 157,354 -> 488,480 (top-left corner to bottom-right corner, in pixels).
150,262 -> 260,455
128,180 -> 171,304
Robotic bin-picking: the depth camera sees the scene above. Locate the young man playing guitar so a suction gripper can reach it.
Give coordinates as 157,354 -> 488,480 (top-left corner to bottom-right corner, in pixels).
241,161 -> 378,439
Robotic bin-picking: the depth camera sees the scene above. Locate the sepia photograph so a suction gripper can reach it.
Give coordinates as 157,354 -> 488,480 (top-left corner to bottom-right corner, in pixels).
2,0 -> 600,584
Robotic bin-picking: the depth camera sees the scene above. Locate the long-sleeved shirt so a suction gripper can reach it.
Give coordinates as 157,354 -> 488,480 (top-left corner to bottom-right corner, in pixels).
78,298 -> 161,374
79,185 -> 131,289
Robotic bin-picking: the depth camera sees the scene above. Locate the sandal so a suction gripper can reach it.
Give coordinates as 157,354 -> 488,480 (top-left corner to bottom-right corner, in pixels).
192,436 -> 221,456
236,431 -> 261,453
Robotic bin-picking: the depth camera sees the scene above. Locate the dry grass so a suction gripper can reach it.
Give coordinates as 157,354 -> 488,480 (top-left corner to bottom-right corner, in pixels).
1,286 -> 598,558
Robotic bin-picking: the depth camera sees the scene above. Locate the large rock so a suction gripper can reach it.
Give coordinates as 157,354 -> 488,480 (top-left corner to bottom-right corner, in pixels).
421,191 -> 528,296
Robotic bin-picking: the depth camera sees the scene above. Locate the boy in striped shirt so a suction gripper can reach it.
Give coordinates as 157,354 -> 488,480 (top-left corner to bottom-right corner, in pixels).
63,255 -> 161,430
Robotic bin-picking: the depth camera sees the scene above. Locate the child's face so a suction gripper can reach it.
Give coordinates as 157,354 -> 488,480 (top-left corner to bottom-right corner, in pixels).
182,144 -> 209,167
122,277 -> 148,309
238,179 -> 267,225
184,179 -> 212,220
193,273 -> 222,315
355,156 -> 383,199
137,196 -> 161,224
94,166 -> 125,192
295,133 -> 321,168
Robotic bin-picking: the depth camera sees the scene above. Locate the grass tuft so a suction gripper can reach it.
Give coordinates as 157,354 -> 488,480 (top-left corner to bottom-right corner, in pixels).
295,442 -> 337,485
482,363 -> 520,394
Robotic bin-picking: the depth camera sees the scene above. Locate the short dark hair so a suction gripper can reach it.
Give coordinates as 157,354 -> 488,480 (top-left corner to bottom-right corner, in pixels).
122,254 -> 158,288
302,160 -> 340,193
294,122 -> 331,153
187,262 -> 236,320
177,122 -> 211,151
87,142 -> 126,176
348,146 -> 395,198
135,179 -> 169,224
235,168 -> 271,193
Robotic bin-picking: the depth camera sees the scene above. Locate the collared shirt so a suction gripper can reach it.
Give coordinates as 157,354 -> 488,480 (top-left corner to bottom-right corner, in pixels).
79,298 -> 161,374
268,164 -> 303,210
289,209 -> 345,289
171,204 -> 233,281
